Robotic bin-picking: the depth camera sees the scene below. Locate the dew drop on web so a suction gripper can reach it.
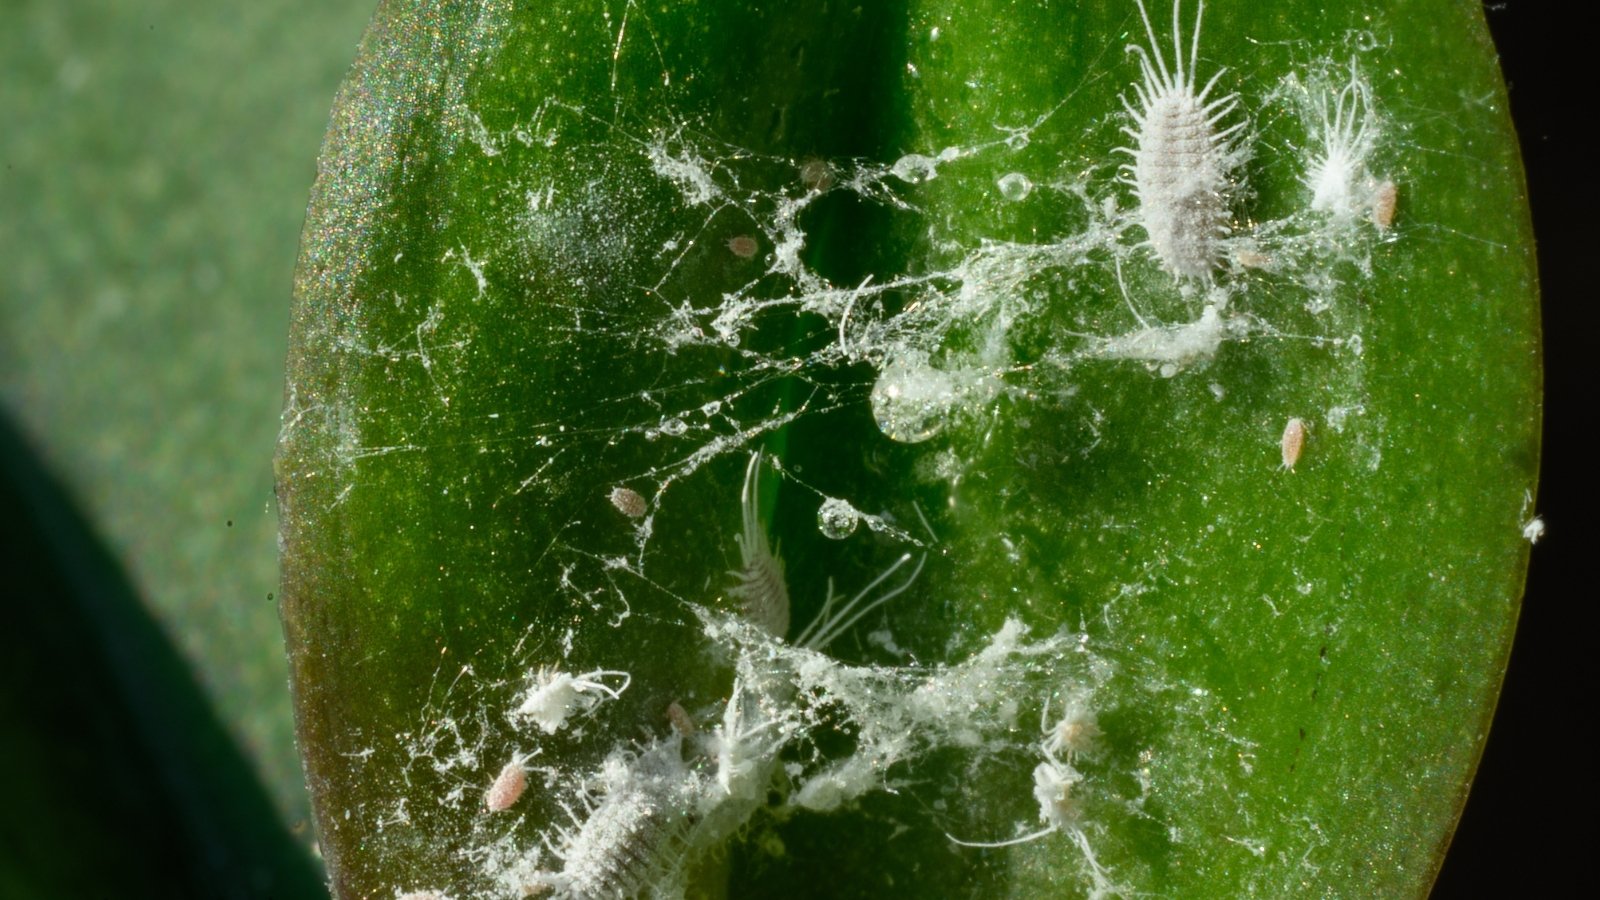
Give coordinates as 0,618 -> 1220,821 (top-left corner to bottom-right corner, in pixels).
869,355 -> 956,444
816,497 -> 861,540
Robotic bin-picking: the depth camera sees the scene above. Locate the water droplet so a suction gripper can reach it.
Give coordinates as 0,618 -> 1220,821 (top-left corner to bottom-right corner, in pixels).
871,357 -> 949,443
870,353 -> 1004,444
816,497 -> 861,540
997,172 -> 1033,202
889,154 -> 939,184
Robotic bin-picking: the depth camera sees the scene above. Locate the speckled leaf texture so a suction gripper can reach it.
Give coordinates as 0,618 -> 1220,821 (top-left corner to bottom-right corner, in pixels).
277,2 -> 1538,897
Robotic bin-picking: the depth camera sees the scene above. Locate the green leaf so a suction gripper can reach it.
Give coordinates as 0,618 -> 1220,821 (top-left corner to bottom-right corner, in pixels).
278,1 -> 1538,897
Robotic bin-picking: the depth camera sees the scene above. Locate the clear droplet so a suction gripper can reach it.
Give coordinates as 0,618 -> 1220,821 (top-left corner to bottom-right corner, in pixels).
870,354 -> 954,443
889,154 -> 939,184
997,172 -> 1033,202
816,497 -> 861,540
870,353 -> 1005,444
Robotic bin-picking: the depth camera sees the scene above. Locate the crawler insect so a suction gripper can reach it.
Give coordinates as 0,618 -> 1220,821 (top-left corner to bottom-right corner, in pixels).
1370,179 -> 1398,230
725,234 -> 759,259
1280,416 -> 1308,470
608,485 -> 647,518
1121,0 -> 1243,280
665,700 -> 697,737
484,758 -> 530,812
799,157 -> 836,193
514,667 -> 632,734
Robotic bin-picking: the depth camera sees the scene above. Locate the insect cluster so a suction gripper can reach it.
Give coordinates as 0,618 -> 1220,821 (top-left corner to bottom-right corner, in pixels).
440,453 -> 1101,899
1121,0 -> 1394,283
399,1 -> 1407,895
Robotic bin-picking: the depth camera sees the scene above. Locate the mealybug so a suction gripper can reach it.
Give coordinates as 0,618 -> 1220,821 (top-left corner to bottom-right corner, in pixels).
1370,179 -> 1398,230
608,486 -> 647,518
1521,516 -> 1545,545
665,701 -> 697,737
1121,0 -> 1243,280
526,743 -> 699,899
726,235 -> 759,259
727,452 -> 791,639
1280,417 -> 1307,470
485,758 -> 529,812
1306,61 -> 1377,219
1043,695 -> 1102,763
514,668 -> 632,734
799,157 -> 836,193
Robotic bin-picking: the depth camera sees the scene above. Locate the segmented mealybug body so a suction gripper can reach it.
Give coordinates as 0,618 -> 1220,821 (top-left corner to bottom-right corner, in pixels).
1121,0 -> 1242,280
609,486 -> 647,518
555,788 -> 686,898
728,452 -> 790,639
535,746 -> 700,899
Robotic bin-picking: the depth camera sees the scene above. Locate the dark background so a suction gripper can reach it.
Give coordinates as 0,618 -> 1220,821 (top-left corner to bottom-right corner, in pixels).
1435,5 -> 1582,896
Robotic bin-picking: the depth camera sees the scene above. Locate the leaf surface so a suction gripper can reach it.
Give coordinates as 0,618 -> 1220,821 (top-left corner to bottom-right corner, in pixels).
278,2 -> 1539,896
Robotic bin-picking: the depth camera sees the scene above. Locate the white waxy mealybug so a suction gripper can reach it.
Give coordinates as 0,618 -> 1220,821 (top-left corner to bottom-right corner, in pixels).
1306,60 -> 1378,219
514,667 -> 631,734
1280,416 -> 1308,470
1521,516 -> 1545,545
727,451 -> 791,639
1121,0 -> 1243,280
949,749 -> 1084,849
1043,694 -> 1102,763
608,485 -> 647,518
485,758 -> 529,812
525,741 -> 700,899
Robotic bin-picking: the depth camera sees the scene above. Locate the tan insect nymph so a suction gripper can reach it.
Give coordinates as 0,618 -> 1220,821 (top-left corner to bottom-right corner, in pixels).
1280,416 -> 1308,470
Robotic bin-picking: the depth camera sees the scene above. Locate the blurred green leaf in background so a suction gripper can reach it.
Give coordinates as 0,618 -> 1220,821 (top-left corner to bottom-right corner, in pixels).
0,1 -> 370,895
